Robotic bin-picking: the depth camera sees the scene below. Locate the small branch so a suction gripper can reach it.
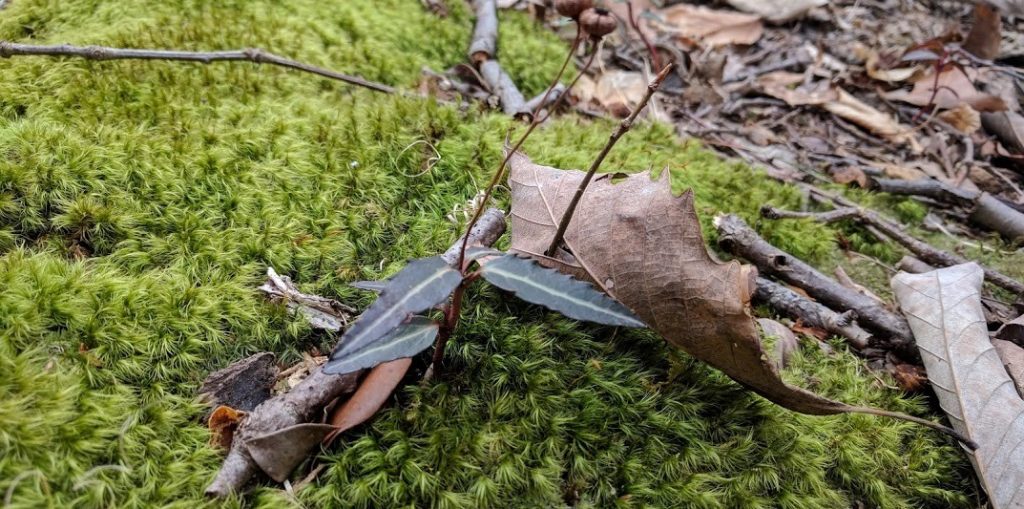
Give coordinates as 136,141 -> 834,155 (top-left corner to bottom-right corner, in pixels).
764,201 -> 1024,297
545,63 -> 673,257
626,1 -> 661,71
754,277 -> 872,350
715,214 -> 918,361
468,0 -> 498,65
479,60 -> 528,119
259,268 -> 356,331
869,177 -> 1024,240
0,42 -> 396,94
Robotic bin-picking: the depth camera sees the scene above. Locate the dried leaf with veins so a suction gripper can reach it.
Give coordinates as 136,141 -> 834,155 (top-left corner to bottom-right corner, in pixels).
892,264 -> 1024,508
508,150 -> 851,415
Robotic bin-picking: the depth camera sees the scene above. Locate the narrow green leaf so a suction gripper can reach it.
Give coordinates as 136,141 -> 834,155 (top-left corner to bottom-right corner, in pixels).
480,254 -> 646,328
328,256 -> 460,362
324,317 -> 439,375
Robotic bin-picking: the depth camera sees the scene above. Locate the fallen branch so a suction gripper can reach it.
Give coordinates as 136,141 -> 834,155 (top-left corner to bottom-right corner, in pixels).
259,268 -> 355,331
205,208 -> 507,497
715,214 -> 918,360
754,277 -> 872,350
0,42 -> 396,94
468,0 -> 498,65
479,60 -> 528,119
868,177 -> 1024,241
761,203 -> 1024,297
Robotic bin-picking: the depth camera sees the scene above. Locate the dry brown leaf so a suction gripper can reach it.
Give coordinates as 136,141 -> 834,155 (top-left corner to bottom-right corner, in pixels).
882,163 -> 928,180
792,319 -> 829,341
327,357 -> 411,438
208,405 -> 246,450
758,318 -> 799,369
593,70 -> 647,118
724,0 -> 825,23
508,150 -> 867,415
995,314 -> 1024,345
892,264 -> 1024,507
858,45 -> 921,83
655,4 -> 763,47
825,88 -> 921,150
993,339 -> 1024,399
938,103 -> 982,134
882,67 -> 1007,112
830,166 -> 869,188
963,3 -> 1002,60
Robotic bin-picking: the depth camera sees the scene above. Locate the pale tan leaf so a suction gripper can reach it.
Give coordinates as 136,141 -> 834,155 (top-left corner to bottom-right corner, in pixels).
507,150 -> 856,415
724,0 -> 825,23
864,48 -> 920,83
758,72 -> 837,106
593,70 -> 647,118
655,4 -> 763,47
892,263 -> 1024,508
825,88 -> 921,150
938,103 -> 982,134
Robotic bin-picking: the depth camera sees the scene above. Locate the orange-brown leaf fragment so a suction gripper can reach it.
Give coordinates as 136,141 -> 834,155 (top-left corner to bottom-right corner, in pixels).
507,150 -> 855,415
208,405 -> 246,450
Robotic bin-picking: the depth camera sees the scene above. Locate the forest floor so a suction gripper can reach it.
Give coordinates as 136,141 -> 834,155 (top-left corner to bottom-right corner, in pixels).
2,0 -> 1018,507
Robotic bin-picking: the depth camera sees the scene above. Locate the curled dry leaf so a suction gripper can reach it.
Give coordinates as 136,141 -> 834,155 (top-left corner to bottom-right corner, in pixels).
757,318 -> 799,369
937,103 -> 982,134
892,264 -> 1024,507
208,405 -> 246,450
654,4 -> 763,47
881,67 -> 1007,113
508,150 -> 863,415
982,110 -> 1024,154
327,357 -> 412,441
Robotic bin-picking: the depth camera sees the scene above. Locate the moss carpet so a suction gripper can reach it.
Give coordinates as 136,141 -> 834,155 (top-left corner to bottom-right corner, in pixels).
0,0 -> 978,507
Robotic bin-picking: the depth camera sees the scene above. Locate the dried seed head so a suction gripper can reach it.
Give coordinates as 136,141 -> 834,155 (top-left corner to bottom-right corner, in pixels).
554,0 -> 593,20
579,8 -> 616,39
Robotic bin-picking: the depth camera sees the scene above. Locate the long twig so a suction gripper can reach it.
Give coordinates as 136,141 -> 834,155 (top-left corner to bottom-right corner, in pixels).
545,63 -> 672,257
0,42 -> 396,94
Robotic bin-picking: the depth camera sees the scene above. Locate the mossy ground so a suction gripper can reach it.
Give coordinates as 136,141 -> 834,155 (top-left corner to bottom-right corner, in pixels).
0,0 -> 987,507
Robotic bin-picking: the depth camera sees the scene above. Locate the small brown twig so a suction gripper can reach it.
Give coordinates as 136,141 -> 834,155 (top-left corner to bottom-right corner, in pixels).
626,1 -> 661,71
545,63 -> 673,257
0,42 -> 396,94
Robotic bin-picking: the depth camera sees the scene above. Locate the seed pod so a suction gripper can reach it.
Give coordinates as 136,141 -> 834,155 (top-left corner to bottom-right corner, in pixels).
579,8 -> 616,39
554,0 -> 593,20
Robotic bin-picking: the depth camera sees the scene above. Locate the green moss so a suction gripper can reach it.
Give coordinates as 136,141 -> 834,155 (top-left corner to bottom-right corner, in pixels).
0,0 -> 976,507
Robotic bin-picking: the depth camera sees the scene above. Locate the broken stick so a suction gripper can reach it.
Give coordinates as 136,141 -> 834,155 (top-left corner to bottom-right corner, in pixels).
753,277 -> 871,350
205,208 -> 507,497
715,214 -> 918,360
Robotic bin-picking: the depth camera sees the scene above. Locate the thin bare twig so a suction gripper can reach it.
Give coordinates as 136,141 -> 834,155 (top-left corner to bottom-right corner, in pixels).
545,63 -> 673,257
0,42 -> 396,94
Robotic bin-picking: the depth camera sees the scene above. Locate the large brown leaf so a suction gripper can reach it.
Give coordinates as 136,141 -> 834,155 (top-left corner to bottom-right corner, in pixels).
892,264 -> 1024,508
507,150 -> 854,415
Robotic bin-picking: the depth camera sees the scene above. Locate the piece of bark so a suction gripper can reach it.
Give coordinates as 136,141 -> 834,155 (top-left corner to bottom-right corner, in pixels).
523,84 -> 565,115
762,204 -> 1024,297
259,268 -> 355,331
479,60 -> 528,119
869,177 -> 1024,241
469,0 -> 498,65
754,277 -> 871,349
716,214 -> 917,360
199,352 -> 279,413
993,339 -> 1024,399
205,208 -> 507,497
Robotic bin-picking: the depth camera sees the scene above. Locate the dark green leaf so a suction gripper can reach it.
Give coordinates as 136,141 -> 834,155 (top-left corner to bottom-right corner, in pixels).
324,317 -> 439,374
349,280 -> 387,293
480,254 -> 646,328
328,256 -> 460,362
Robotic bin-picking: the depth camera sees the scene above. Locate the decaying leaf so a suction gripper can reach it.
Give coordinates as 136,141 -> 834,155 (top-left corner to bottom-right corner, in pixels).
830,166 -> 869,188
757,318 -> 799,369
861,47 -> 920,83
508,150 -> 863,415
479,253 -> 645,327
993,339 -> 1024,399
996,314 -> 1024,346
327,256 -> 460,367
724,0 -> 825,23
758,72 -> 837,106
963,3 -> 1002,61
247,423 -> 336,482
892,263 -> 1024,507
327,358 -> 412,441
591,70 -> 647,118
324,316 -> 439,375
938,103 -> 982,134
654,4 -> 763,47
881,67 -> 1007,112
208,405 -> 246,450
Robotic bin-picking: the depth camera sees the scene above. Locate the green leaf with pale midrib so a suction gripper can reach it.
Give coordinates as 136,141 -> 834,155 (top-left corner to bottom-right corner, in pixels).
328,256 -> 460,365
479,254 -> 645,328
324,316 -> 439,375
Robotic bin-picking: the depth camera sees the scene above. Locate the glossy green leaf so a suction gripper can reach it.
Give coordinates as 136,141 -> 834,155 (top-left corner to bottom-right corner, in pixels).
324,316 -> 439,375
